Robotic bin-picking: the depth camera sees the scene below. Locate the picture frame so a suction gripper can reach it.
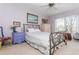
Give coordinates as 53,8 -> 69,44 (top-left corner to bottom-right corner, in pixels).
27,13 -> 38,23
42,18 -> 48,24
13,21 -> 21,27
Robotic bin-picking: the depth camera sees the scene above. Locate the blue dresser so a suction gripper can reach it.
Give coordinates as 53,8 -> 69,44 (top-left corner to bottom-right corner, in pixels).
12,32 -> 25,44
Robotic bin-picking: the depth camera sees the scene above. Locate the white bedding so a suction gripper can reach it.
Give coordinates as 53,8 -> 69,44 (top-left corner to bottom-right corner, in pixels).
25,32 -> 65,54
25,32 -> 51,54
26,32 -> 49,47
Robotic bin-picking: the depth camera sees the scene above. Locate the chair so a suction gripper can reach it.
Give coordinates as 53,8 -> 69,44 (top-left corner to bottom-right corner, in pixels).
64,33 -> 72,40
0,26 -> 3,48
73,32 -> 79,40
0,37 -> 2,49
0,26 -> 12,46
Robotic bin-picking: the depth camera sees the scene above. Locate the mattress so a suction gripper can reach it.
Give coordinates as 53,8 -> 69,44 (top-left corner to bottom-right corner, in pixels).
25,32 -> 51,54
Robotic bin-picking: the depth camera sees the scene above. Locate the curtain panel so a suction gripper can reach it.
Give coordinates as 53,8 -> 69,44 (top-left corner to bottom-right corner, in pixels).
55,15 -> 79,33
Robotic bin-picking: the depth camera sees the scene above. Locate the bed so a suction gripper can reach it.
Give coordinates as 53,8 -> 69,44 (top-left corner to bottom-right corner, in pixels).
23,24 -> 67,55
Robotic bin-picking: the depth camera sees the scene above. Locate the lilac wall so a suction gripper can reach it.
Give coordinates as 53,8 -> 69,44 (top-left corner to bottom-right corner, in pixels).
0,4 -> 48,36
0,4 -> 26,36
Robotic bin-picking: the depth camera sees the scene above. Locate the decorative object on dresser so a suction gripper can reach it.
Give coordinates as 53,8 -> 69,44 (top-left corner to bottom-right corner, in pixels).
42,18 -> 48,23
11,22 -> 22,33
13,21 -> 21,27
27,13 -> 38,24
11,26 -> 17,32
12,32 -> 25,44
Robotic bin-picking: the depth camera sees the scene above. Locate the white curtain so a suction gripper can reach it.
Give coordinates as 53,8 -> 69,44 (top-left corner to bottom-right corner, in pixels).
55,15 -> 79,33
55,18 -> 65,32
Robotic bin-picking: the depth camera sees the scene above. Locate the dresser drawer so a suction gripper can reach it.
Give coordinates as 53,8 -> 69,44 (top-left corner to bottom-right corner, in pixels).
14,36 -> 24,40
14,33 -> 24,36
12,32 -> 25,44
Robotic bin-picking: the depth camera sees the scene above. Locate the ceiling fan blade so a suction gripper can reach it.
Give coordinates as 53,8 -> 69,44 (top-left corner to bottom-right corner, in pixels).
40,5 -> 48,7
53,6 -> 58,10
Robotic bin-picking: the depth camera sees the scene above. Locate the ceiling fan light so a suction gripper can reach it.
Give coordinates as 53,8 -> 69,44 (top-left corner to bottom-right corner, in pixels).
49,3 -> 55,7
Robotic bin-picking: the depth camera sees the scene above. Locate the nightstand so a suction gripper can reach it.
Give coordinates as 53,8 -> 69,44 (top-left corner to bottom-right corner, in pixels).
12,32 -> 25,44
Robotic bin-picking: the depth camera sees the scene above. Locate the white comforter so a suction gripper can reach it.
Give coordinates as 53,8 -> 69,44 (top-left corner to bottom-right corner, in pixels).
25,32 -> 65,54
25,32 -> 50,54
26,32 -> 50,48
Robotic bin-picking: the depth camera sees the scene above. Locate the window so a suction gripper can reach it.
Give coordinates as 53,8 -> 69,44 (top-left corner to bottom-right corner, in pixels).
55,15 -> 78,33
55,18 -> 65,32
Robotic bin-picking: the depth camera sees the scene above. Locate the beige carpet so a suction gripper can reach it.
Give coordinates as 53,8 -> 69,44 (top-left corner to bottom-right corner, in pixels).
0,43 -> 42,55
55,39 -> 79,55
0,40 -> 79,55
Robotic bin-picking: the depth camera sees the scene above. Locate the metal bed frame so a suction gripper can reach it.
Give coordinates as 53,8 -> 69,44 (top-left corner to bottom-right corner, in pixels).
23,24 -> 67,55
49,32 -> 67,55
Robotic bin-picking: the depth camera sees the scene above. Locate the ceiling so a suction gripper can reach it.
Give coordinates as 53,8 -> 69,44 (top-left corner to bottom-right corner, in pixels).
29,3 -> 79,16
1,3 -> 79,16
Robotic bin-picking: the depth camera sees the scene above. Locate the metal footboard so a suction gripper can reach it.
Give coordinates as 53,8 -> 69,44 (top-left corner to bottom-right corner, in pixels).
49,32 -> 67,55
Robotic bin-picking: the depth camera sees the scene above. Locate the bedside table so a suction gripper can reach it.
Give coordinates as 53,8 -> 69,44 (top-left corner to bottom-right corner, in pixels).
12,32 -> 25,44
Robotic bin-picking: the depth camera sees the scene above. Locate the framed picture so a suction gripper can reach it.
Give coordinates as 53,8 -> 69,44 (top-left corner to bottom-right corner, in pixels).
27,13 -> 38,23
42,18 -> 48,24
13,21 -> 21,27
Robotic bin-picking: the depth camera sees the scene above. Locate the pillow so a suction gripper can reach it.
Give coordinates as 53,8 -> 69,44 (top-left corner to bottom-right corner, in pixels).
27,28 -> 35,32
34,29 -> 41,32
27,28 -> 41,32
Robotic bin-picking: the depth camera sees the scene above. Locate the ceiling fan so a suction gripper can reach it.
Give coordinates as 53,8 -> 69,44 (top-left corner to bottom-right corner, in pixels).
40,3 -> 57,10
48,3 -> 55,7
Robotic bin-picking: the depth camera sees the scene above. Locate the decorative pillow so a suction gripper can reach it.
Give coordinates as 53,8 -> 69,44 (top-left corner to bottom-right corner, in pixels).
34,29 -> 41,32
27,28 -> 35,32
